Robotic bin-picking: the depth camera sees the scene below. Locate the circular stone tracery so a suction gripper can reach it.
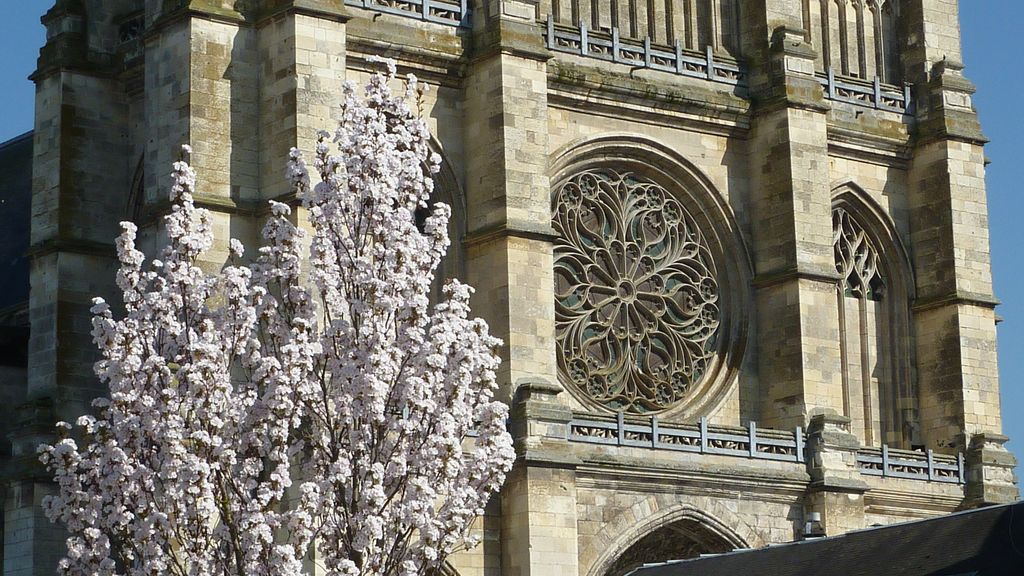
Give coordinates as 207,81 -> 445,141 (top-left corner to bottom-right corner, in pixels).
553,169 -> 721,413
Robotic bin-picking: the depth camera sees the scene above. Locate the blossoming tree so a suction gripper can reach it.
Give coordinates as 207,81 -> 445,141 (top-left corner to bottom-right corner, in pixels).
38,61 -> 515,576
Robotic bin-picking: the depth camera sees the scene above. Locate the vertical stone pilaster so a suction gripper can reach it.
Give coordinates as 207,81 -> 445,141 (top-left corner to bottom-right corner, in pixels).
463,0 -> 557,403
27,3 -> 127,418
2,481 -> 64,576
256,1 -> 348,202
904,3 -> 1003,454
7,2 -> 128,571
253,4 -> 348,572
502,380 -> 578,576
463,3 -> 577,574
143,6 -> 256,262
500,464 -> 580,576
901,0 -> 964,83
738,0 -> 806,76
747,23 -> 843,430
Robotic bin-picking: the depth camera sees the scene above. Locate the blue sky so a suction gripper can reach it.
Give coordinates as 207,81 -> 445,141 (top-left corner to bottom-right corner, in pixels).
0,4 -> 1020,469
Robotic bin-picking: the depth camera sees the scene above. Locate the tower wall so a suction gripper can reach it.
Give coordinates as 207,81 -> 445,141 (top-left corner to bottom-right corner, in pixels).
3,0 -> 1016,574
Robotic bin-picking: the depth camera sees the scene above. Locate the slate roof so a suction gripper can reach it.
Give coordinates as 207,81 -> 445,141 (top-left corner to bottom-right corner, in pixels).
0,131 -> 32,320
628,501 -> 1024,576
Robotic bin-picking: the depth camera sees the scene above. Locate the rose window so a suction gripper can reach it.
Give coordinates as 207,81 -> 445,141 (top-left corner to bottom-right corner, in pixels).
553,169 -> 721,413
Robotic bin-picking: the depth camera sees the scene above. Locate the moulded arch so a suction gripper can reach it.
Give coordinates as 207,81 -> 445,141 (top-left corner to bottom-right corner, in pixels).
548,134 -> 753,419
428,136 -> 467,234
425,137 -> 468,298
583,500 -> 759,576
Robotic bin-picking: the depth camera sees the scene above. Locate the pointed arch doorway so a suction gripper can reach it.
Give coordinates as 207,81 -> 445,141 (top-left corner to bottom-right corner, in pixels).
604,517 -> 736,576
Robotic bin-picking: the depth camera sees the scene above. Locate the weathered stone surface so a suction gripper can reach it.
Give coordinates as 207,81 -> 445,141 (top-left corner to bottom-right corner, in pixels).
3,1 -> 1014,575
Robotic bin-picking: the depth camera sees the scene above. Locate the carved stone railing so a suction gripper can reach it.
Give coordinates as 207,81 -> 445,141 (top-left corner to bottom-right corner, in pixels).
856,445 -> 965,485
564,413 -> 965,485
540,0 -> 741,55
344,0 -> 469,27
567,414 -> 805,462
820,68 -> 912,114
545,17 -> 747,88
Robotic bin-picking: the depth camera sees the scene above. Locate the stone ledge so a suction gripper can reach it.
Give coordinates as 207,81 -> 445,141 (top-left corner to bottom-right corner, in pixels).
912,292 -> 1001,313
547,59 -> 750,135
256,0 -> 351,24
464,222 -> 560,248
752,267 -> 843,290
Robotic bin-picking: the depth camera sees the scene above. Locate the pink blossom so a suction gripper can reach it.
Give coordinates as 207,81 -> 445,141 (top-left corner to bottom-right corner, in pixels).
39,62 -> 513,576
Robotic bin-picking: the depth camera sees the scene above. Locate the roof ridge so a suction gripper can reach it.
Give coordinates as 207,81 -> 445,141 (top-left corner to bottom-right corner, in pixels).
0,131 -> 32,152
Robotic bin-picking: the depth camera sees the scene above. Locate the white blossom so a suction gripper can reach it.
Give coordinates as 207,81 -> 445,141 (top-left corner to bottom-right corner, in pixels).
39,62 -> 514,576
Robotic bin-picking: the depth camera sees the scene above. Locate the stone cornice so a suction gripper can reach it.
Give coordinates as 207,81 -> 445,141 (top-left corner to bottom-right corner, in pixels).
346,34 -> 467,88
574,458 -> 810,502
912,292 -> 1001,313
547,59 -> 750,137
469,14 -> 551,65
464,222 -> 560,248
752,267 -> 843,290
827,126 -> 912,168
255,0 -> 351,25
863,487 -> 965,517
27,238 -> 116,260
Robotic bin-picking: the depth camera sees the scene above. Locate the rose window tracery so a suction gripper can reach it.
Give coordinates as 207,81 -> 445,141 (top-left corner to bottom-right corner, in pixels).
553,169 -> 721,413
833,207 -> 885,300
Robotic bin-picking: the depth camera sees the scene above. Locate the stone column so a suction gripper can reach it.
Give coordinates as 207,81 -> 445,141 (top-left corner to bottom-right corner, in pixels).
804,412 -> 869,536
903,1 -> 1005,455
744,12 -> 844,430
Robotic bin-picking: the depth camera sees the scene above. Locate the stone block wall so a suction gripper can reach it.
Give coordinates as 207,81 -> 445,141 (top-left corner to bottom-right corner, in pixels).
2,0 -> 1016,574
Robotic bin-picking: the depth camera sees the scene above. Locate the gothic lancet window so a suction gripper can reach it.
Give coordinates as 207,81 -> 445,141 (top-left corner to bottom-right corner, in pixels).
832,202 -> 918,448
552,169 -> 721,414
834,207 -> 885,300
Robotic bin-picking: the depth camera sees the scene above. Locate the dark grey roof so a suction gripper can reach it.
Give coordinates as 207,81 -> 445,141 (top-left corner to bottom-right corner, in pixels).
0,131 -> 32,320
628,502 -> 1024,576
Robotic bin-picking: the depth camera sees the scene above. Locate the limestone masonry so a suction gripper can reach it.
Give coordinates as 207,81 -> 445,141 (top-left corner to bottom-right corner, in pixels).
0,0 -> 1017,575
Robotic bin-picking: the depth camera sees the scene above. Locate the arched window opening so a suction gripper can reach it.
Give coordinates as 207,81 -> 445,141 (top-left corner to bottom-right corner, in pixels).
603,519 -> 737,576
421,143 -> 466,305
832,198 -> 918,449
834,208 -> 885,300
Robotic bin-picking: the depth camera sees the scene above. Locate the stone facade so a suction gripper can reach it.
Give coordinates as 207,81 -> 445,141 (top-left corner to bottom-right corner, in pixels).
1,0 -> 1017,575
